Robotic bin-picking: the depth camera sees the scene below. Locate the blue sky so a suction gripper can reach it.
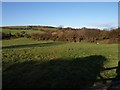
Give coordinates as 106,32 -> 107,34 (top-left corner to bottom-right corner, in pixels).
2,2 -> 118,29
2,0 -> 120,2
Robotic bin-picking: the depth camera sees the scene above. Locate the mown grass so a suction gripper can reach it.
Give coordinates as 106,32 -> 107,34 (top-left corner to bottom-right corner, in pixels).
2,38 -> 119,88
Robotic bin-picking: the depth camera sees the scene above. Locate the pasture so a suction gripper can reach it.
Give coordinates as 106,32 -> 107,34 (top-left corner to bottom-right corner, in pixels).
0,27 -> 58,34
2,29 -> 44,34
2,37 -> 118,88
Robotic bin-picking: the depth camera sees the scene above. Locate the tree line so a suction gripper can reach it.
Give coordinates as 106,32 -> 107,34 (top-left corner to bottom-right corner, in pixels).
31,28 -> 119,44
2,27 -> 120,44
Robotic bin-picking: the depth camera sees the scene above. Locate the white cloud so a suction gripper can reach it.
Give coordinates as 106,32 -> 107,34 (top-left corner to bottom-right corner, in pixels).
89,22 -> 118,29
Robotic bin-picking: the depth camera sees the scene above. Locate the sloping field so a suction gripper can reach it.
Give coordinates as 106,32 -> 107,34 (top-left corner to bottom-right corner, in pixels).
2,29 -> 44,34
2,38 -> 118,88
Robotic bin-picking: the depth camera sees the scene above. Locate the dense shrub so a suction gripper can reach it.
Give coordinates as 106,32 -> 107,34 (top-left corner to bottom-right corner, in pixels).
30,28 -> 119,44
2,32 -> 13,39
2,26 -> 119,44
15,33 -> 21,38
30,33 -> 41,40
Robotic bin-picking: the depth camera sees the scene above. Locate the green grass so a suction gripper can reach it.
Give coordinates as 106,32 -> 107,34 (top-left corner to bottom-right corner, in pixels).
0,28 -> 2,32
2,29 -> 44,34
1,27 -> 58,34
2,38 -> 54,46
2,38 -> 119,88
40,27 -> 58,30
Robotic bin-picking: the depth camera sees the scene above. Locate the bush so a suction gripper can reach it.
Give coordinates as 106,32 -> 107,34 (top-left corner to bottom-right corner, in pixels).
15,33 -> 21,38
28,27 -> 119,44
30,33 -> 41,40
24,34 -> 31,38
2,32 -> 13,39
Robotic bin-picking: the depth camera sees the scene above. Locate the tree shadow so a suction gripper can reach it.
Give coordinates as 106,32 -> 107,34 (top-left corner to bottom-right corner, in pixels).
92,61 -> 120,90
3,55 -> 106,89
106,61 -> 120,90
2,42 -> 64,49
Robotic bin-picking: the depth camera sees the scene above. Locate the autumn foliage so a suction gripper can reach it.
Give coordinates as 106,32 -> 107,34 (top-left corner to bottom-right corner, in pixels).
30,27 -> 119,44
2,26 -> 120,44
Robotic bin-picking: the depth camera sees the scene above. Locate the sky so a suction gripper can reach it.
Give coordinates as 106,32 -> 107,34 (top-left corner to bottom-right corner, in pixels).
2,0 -> 120,2
2,2 -> 118,29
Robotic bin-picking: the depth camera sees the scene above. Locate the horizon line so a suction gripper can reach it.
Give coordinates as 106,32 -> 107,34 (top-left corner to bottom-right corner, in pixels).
1,24 -> 118,30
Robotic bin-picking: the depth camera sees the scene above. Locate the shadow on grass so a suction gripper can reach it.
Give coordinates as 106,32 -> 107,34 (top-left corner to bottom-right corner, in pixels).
3,55 -> 106,89
2,42 -> 64,49
107,61 -> 120,90
92,61 -> 120,89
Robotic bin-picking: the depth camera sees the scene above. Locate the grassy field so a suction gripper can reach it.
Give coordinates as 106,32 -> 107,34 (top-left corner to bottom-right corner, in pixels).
0,27 -> 58,34
39,27 -> 58,30
2,38 -> 118,88
1,28 -> 44,34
